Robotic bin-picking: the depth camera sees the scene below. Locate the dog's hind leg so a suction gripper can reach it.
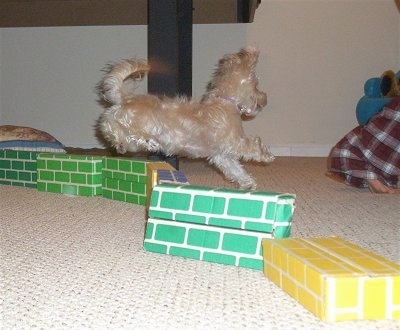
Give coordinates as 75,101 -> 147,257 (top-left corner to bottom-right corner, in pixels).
209,154 -> 256,190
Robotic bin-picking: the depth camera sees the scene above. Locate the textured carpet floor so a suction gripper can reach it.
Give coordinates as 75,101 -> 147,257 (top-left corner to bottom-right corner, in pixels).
0,157 -> 399,329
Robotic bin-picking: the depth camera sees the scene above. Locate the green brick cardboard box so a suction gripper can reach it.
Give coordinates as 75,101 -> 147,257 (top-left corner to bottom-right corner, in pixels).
102,157 -> 164,205
144,184 -> 296,270
37,153 -> 103,196
0,150 -> 38,188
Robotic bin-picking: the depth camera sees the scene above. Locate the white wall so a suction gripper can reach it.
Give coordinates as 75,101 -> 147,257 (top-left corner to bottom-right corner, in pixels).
397,0 -> 400,57
244,0 -> 399,156
0,26 -> 148,146
0,0 -> 399,156
0,29 -> 2,123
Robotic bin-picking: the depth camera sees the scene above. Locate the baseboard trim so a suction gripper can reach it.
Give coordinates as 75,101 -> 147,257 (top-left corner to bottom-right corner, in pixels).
270,145 -> 331,157
68,143 -> 332,158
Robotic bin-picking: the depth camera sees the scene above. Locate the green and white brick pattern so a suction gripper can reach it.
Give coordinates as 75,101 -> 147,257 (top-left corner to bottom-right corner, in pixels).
0,150 -> 38,188
148,184 -> 296,237
144,184 -> 296,270
144,218 -> 273,270
37,153 -> 103,196
102,157 -> 150,205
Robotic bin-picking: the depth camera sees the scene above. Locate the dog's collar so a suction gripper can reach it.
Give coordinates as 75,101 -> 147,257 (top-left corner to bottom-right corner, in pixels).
219,97 -> 250,115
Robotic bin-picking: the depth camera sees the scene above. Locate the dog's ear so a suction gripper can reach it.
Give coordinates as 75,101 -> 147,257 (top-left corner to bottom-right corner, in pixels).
215,46 -> 260,77
219,53 -> 241,70
238,46 -> 259,69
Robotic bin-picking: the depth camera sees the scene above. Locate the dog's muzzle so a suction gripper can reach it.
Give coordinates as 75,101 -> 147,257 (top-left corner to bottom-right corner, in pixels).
242,91 -> 267,117
257,91 -> 268,108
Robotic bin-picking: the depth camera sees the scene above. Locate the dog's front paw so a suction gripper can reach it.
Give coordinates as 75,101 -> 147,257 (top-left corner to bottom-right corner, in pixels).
261,145 -> 275,163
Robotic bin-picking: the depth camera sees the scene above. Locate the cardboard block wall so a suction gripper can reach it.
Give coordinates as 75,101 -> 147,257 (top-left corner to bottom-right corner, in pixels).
262,236 -> 400,321
144,184 -> 296,270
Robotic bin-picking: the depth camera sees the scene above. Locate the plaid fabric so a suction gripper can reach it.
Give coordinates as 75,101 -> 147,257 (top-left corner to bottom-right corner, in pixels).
329,96 -> 400,188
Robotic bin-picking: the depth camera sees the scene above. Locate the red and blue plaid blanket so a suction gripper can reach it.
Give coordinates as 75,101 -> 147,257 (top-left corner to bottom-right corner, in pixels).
329,96 -> 400,188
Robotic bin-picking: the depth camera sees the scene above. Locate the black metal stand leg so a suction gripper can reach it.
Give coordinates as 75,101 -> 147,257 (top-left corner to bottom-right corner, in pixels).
147,0 -> 193,170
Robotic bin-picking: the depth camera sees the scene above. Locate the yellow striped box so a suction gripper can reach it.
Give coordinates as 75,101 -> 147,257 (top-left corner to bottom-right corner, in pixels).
262,236 -> 400,321
146,162 -> 189,206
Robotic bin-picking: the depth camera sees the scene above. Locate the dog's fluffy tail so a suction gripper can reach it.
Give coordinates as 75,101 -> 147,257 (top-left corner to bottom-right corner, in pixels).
101,59 -> 150,105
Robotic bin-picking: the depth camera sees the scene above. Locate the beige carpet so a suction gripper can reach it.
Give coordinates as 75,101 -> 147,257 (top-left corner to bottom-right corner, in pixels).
0,157 -> 399,329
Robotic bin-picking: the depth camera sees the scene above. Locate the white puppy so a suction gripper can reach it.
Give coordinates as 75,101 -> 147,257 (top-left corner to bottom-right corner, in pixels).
98,46 -> 275,189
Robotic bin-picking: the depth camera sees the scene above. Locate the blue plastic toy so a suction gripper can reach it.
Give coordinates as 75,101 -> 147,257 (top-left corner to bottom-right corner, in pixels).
355,70 -> 400,125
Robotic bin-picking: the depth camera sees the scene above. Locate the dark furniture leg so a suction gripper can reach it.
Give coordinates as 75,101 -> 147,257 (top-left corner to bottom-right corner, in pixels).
147,0 -> 193,169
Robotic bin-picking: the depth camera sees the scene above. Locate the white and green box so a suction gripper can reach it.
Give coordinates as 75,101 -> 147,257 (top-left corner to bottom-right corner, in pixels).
37,153 -> 103,196
144,184 -> 296,270
0,150 -> 38,188
102,157 -> 152,205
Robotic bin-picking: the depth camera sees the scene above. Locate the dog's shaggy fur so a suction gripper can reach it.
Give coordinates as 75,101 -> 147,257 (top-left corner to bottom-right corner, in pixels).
97,46 -> 275,189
